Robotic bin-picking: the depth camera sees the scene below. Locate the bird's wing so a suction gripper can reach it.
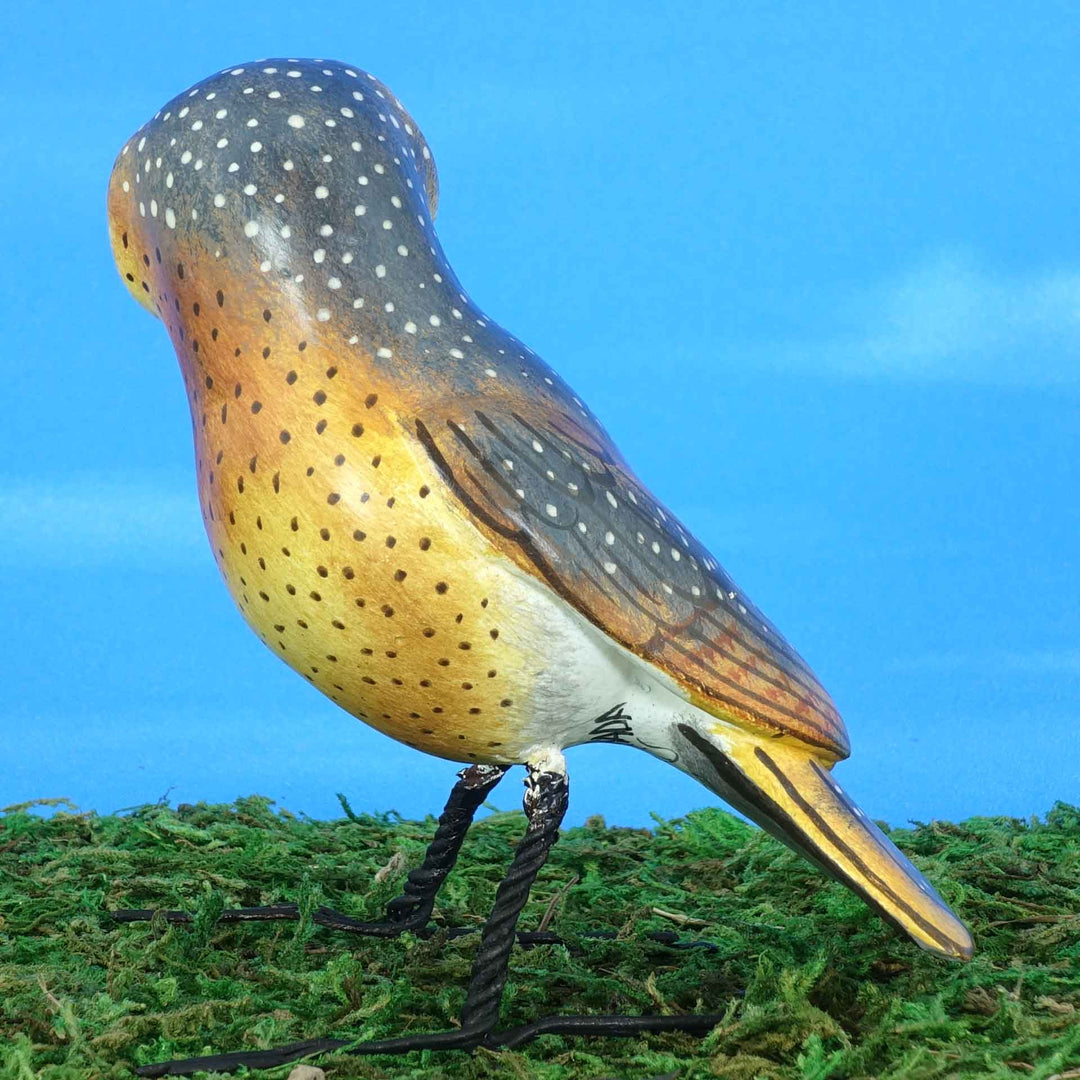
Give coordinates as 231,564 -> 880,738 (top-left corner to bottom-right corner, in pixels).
413,396 -> 849,760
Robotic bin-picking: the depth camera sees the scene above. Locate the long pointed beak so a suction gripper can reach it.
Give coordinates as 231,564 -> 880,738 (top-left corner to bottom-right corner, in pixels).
676,723 -> 974,961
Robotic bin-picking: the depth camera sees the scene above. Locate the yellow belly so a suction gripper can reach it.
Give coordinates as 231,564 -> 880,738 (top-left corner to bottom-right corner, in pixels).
185,305 -> 544,765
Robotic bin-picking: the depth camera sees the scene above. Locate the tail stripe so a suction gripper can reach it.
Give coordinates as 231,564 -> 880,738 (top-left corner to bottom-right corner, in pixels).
676,724 -> 958,954
751,746 -> 958,952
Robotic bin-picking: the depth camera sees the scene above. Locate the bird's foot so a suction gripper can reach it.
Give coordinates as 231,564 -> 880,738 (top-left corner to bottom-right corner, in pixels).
132,1026 -> 486,1077
132,1013 -> 730,1076
109,901 -> 433,937
109,904 -> 717,951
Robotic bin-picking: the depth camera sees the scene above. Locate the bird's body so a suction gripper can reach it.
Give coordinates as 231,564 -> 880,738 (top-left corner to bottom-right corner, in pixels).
107,58 -> 973,1007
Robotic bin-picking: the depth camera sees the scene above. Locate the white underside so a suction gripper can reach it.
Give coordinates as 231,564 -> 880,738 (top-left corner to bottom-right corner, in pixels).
495,560 -> 741,770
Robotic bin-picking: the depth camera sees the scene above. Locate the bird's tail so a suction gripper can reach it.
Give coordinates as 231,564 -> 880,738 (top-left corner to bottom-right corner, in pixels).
677,723 -> 973,960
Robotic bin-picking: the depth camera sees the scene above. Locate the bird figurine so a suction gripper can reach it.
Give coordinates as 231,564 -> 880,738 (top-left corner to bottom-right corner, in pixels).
107,58 -> 973,1073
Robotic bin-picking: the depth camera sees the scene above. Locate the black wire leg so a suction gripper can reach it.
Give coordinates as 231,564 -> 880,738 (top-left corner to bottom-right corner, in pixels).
443,772 -> 731,1052
112,763 -> 507,937
458,762 -> 570,1034
133,761 -> 570,1074
130,761 -> 727,1077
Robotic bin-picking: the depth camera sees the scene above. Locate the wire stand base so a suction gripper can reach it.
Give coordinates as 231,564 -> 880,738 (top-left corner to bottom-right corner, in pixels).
133,1013 -> 729,1076
118,764 -> 726,1077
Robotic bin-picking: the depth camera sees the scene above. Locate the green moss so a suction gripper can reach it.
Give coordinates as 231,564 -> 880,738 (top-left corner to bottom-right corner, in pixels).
2,795 -> 1078,1079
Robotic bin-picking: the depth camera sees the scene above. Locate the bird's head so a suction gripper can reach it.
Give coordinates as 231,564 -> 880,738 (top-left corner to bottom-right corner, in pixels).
107,60 -> 441,337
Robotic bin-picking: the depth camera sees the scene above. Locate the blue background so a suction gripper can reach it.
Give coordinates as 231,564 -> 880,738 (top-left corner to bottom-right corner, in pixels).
3,1 -> 1077,829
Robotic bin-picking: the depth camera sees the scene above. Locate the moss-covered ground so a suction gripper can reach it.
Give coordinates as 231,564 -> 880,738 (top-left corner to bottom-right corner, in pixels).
2,794 -> 1078,1079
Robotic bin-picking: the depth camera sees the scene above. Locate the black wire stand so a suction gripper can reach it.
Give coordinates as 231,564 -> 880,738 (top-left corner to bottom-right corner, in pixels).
113,765 -> 730,1076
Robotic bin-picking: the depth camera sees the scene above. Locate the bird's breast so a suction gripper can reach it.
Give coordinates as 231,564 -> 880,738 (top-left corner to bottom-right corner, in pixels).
174,301 -> 574,762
